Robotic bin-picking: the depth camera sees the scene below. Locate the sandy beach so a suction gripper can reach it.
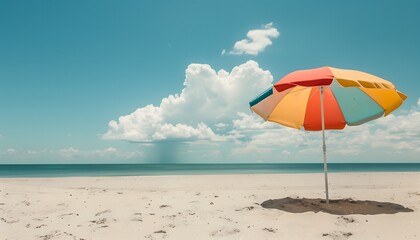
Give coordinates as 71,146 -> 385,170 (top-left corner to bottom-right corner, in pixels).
1,172 -> 420,240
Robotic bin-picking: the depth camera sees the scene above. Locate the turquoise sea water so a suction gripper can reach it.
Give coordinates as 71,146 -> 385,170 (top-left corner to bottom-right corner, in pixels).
0,163 -> 420,178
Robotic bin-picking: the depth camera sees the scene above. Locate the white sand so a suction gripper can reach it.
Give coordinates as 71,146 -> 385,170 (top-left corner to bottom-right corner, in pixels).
1,172 -> 420,240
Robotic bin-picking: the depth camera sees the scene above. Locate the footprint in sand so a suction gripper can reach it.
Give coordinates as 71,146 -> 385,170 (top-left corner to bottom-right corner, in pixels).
322,231 -> 353,240
90,218 -> 107,225
131,212 -> 142,222
165,224 -> 175,229
210,228 -> 241,237
89,219 -> 109,229
35,224 -> 47,229
63,231 -> 77,238
59,213 -> 76,218
335,216 -> 356,226
95,209 -> 111,217
235,206 -> 255,211
1,217 -> 20,224
145,230 -> 168,240
262,227 -> 277,233
144,234 -> 156,240
163,214 -> 177,220
131,217 -> 143,222
245,194 -> 258,199
39,230 -> 78,240
38,230 -> 61,240
218,216 -> 232,222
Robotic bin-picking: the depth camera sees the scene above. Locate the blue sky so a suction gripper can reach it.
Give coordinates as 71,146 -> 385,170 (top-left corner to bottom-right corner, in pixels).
1,0 -> 419,164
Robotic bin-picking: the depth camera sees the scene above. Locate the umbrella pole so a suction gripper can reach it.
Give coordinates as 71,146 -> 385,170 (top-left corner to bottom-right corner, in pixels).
320,86 -> 329,204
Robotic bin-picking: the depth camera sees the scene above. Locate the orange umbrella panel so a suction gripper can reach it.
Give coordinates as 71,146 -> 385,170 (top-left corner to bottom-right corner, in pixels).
303,87 -> 346,131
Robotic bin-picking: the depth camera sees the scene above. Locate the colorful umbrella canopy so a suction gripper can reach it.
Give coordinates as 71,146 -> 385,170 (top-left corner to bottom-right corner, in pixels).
250,67 -> 407,131
249,67 -> 407,203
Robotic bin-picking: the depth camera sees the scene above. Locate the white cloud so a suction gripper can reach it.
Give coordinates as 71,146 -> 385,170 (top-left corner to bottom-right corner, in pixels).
0,148 -> 17,154
57,147 -> 144,159
232,112 -> 275,130
368,102 -> 420,153
103,60 -> 273,142
27,150 -> 47,155
231,126 -> 310,155
6,148 -> 17,154
227,23 -> 280,56
215,123 -> 228,128
152,123 -> 223,141
58,147 -> 80,158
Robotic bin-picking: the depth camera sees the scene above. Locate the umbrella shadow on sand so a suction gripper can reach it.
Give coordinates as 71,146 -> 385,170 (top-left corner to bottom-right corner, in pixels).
261,197 -> 413,215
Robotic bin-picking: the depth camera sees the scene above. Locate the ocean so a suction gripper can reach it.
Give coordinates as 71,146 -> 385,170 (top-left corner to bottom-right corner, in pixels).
0,163 -> 420,178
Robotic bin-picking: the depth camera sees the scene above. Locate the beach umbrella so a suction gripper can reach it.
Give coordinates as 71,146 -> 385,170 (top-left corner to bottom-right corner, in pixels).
249,67 -> 407,203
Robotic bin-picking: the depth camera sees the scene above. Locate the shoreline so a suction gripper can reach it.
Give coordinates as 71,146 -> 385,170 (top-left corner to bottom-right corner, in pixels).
2,163 -> 420,178
1,170 -> 420,179
1,172 -> 420,239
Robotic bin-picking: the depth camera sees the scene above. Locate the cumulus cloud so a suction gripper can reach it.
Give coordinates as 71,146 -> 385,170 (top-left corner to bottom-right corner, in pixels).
103,60 -> 273,142
152,123 -> 223,141
232,112 -> 274,130
368,102 -> 420,153
225,23 -> 280,56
